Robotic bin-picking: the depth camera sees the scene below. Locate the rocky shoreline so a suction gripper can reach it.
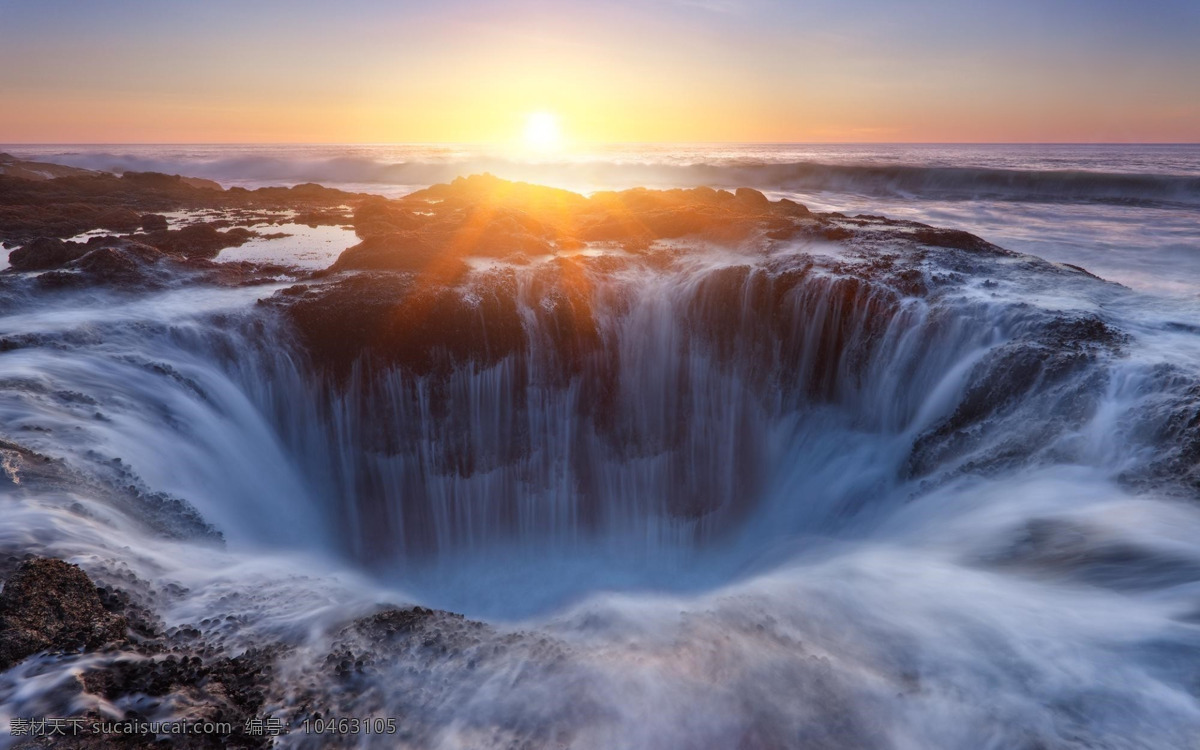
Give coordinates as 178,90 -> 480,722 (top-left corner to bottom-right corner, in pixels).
3,160 -> 1198,529
4,158 -> 1200,747
0,555 -> 488,749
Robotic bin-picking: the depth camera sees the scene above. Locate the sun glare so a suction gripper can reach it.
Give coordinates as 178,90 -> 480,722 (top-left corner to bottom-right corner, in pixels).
522,112 -> 564,153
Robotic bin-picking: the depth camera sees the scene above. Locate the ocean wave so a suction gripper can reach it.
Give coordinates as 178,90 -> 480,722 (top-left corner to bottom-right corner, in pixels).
32,151 -> 1200,205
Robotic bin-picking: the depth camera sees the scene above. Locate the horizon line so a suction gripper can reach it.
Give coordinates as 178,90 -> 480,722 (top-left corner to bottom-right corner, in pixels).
3,141 -> 1200,148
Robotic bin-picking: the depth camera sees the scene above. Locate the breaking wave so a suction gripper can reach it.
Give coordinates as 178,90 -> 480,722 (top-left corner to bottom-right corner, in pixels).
22,150 -> 1200,206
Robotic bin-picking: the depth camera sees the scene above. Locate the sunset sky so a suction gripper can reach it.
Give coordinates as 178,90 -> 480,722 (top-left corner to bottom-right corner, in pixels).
2,0 -> 1198,144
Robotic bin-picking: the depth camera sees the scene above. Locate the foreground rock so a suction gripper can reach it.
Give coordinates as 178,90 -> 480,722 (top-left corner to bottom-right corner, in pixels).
0,557 -> 277,748
0,559 -> 127,670
0,438 -> 223,542
7,237 -> 91,271
0,557 -> 496,749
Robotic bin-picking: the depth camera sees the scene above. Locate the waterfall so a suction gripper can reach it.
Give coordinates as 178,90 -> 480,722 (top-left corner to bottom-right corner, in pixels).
4,240 -> 1200,746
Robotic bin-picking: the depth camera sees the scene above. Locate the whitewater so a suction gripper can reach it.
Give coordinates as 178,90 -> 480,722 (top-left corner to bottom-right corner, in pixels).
2,144 -> 1200,748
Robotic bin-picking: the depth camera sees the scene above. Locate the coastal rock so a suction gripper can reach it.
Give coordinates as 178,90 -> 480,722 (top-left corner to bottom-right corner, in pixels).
0,558 -> 128,670
906,315 -> 1127,478
0,153 -> 98,181
140,213 -> 169,231
340,175 -> 818,261
276,175 -> 938,383
133,222 -> 256,260
7,237 -> 89,271
0,171 -> 368,245
280,605 -> 580,748
735,186 -> 771,207
910,226 -> 1003,254
179,176 -> 223,191
29,240 -> 178,290
329,231 -> 457,275
94,207 -> 143,232
274,270 -> 527,378
293,208 -> 352,227
353,198 -> 423,237
77,646 -> 280,748
74,242 -> 171,279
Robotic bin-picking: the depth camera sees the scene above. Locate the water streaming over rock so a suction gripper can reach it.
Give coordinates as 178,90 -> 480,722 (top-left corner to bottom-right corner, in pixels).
2,152 -> 1200,747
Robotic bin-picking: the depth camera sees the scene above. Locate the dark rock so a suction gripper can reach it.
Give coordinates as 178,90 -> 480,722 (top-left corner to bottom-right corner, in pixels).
0,439 -> 63,487
735,187 -> 771,208
0,170 -> 367,245
140,213 -> 169,231
0,558 -> 128,670
134,223 -> 256,260
774,197 -> 813,217
272,270 -> 526,379
0,154 -> 98,181
7,236 -> 90,271
179,176 -> 223,191
984,517 -> 1200,591
72,243 -> 169,281
353,198 -> 424,238
94,207 -> 142,232
330,232 -> 457,275
119,171 -> 216,193
293,209 -> 352,227
911,226 -> 1006,254
907,314 -> 1127,478
78,646 -> 279,747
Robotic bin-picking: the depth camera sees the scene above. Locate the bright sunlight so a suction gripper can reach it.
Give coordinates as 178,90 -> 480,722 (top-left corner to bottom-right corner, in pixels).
522,112 -> 564,153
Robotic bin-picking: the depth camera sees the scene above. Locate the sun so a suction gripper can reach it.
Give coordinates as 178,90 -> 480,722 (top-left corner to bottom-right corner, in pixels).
522,112 -> 564,153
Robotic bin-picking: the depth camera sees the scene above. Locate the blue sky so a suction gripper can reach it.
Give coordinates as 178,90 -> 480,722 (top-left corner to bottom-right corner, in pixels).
1,0 -> 1197,142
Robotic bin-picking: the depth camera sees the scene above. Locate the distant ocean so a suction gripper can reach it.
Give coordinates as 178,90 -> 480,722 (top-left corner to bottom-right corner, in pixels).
6,142 -> 1199,293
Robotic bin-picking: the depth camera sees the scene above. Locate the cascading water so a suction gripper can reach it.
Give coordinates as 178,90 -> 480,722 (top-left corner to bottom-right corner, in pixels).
3,179 -> 1200,746
238,251 -> 1023,610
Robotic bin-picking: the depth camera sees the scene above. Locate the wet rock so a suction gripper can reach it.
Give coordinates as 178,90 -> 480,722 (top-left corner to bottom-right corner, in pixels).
0,153 -> 98,181
906,314 -> 1127,478
0,558 -> 128,670
1113,366 -> 1200,493
180,176 -> 223,191
94,207 -> 142,232
774,197 -> 812,217
0,171 -> 367,245
133,222 -> 255,260
293,208 -> 352,227
353,198 -> 423,238
140,213 -> 169,231
910,226 -> 1006,254
77,647 -> 280,748
7,237 -> 89,271
74,242 -> 168,277
735,186 -> 771,208
272,270 -> 526,378
280,606 -> 582,748
334,177 -> 835,278
31,241 -> 173,290
330,231 -> 457,275
983,517 -> 1200,592
119,171 -> 218,194
0,439 -> 62,487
